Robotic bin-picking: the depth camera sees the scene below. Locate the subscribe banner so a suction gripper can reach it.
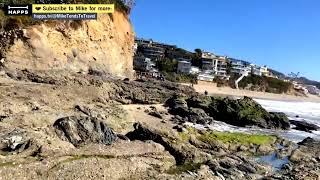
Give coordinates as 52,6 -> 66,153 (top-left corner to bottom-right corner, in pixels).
32,4 -> 114,14
32,13 -> 97,20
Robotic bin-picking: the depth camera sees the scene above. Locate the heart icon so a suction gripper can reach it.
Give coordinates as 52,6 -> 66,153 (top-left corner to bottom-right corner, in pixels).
35,7 -> 41,11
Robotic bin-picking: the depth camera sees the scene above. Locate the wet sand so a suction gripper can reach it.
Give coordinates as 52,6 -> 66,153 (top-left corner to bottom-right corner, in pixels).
183,81 -> 320,103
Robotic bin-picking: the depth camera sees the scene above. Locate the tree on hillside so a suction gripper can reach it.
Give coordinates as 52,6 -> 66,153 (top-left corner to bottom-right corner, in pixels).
156,58 -> 177,72
226,60 -> 232,75
192,48 -> 202,67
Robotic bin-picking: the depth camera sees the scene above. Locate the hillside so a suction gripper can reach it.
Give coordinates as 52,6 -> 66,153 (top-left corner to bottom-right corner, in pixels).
293,77 -> 320,88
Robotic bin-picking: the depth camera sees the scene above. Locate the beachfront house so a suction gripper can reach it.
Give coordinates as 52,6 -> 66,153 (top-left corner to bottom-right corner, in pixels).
200,51 -> 229,79
177,58 -> 200,74
201,51 -> 216,59
139,44 -> 165,60
251,65 -> 269,76
133,56 -> 156,72
229,58 -> 251,75
177,58 -> 192,73
215,55 -> 229,78
135,37 -> 177,60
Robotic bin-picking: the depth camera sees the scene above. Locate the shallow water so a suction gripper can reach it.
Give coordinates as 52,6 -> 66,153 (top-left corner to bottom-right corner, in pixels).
257,152 -> 289,171
185,98 -> 320,170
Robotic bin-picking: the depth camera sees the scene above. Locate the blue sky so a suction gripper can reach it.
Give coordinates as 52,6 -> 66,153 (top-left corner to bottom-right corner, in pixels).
130,0 -> 320,81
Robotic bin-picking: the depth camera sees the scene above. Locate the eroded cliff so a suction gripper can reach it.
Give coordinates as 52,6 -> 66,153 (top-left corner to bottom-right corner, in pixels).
1,11 -> 134,77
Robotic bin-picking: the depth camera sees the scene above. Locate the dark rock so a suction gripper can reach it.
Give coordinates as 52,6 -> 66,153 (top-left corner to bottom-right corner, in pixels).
0,115 -> 8,122
88,68 -> 105,76
298,137 -> 320,149
53,116 -> 117,147
149,106 -> 156,111
290,120 -> 320,133
207,96 -> 289,129
173,125 -> 186,132
116,134 -> 130,141
110,80 -> 196,104
169,95 -> 290,129
74,104 -> 92,116
236,163 -> 256,174
268,112 -> 290,130
166,96 -> 213,125
148,111 -> 163,119
7,69 -> 59,85
187,108 -> 214,125
165,96 -> 189,115
126,123 -> 209,165
123,78 -> 130,82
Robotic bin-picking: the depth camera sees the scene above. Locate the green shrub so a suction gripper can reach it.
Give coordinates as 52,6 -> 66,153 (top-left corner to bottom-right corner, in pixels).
238,75 -> 292,94
163,72 -> 197,84
198,131 -> 276,146
156,58 -> 178,72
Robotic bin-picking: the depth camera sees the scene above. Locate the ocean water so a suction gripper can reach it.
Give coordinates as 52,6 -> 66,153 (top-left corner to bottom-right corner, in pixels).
186,99 -> 320,143
255,99 -> 320,142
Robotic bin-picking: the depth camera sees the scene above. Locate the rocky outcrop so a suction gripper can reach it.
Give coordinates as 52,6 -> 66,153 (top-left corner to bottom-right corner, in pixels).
270,137 -> 320,179
126,122 -> 210,165
4,69 -> 196,105
108,79 -> 196,104
53,116 -> 117,147
2,12 -> 134,77
167,95 -> 290,129
126,122 -> 277,179
290,120 -> 320,133
165,96 -> 214,125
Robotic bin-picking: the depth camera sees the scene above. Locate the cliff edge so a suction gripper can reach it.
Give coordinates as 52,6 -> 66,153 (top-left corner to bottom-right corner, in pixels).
1,11 -> 134,77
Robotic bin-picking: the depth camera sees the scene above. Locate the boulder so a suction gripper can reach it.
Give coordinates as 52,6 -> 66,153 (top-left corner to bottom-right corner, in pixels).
268,112 -> 290,130
0,129 -> 30,153
165,96 -> 189,115
110,80 -> 196,104
148,111 -> 163,119
298,137 -> 320,152
289,149 -> 310,162
207,96 -> 289,129
187,108 -> 214,125
53,116 -> 117,147
126,122 -> 210,165
169,95 -> 290,129
290,120 -> 320,133
166,96 -> 213,125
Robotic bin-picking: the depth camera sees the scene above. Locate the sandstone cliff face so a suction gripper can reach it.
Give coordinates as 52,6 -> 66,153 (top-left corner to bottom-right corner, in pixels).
3,11 -> 134,77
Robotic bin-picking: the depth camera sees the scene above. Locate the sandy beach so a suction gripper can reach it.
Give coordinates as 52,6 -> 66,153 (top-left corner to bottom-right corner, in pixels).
183,81 -> 320,103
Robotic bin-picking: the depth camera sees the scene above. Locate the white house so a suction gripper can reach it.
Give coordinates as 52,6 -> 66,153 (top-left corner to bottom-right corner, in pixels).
201,52 -> 228,79
229,58 -> 251,75
177,60 -> 192,74
133,56 -> 155,72
251,65 -> 269,76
